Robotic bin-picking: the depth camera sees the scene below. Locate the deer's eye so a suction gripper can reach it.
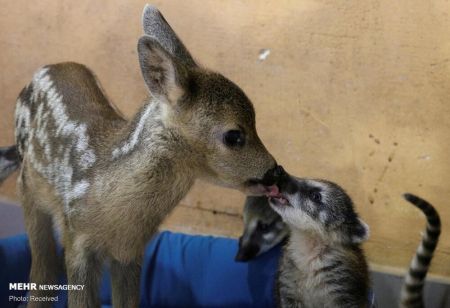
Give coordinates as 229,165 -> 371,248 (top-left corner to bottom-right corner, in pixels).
223,130 -> 245,148
310,191 -> 322,202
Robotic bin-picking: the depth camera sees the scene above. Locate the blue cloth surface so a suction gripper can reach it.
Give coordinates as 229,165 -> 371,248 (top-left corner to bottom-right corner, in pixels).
0,232 -> 280,308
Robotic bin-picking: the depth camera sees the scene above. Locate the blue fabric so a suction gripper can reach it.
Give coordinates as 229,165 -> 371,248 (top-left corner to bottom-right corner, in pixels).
141,232 -> 279,308
0,234 -> 32,307
0,232 -> 280,308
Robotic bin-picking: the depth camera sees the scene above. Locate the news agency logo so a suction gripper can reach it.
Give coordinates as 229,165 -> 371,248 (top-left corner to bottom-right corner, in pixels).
9,283 -> 85,303
9,283 -> 85,291
9,283 -> 37,290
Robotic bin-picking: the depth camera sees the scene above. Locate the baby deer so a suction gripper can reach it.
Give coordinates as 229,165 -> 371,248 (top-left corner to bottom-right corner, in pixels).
0,5 -> 284,307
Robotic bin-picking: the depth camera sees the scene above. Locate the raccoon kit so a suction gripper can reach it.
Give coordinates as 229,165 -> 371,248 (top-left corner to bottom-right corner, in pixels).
268,175 -> 440,308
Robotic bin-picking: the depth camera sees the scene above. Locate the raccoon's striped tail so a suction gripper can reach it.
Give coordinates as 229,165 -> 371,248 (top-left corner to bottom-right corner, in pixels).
0,145 -> 20,185
400,193 -> 441,308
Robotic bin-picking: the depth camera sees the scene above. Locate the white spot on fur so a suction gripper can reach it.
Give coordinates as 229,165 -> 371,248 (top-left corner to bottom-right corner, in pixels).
319,211 -> 328,223
112,101 -> 165,159
68,180 -> 90,200
14,98 -> 31,154
19,67 -> 97,210
34,103 -> 52,159
263,231 -> 276,241
33,68 -> 96,169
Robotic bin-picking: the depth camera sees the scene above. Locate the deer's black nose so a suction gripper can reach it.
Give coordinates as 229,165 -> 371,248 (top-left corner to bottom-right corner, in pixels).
260,165 -> 288,186
273,165 -> 286,180
235,243 -> 260,262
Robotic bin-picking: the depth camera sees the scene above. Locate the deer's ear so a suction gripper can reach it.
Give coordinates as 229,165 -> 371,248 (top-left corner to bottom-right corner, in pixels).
137,36 -> 187,104
141,5 -> 196,67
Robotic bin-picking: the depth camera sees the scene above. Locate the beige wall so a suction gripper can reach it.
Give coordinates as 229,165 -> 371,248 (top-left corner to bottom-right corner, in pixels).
0,1 -> 449,279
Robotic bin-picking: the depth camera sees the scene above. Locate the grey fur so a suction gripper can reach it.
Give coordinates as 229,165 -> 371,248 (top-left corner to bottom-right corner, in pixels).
236,196 -> 288,261
270,176 -> 370,308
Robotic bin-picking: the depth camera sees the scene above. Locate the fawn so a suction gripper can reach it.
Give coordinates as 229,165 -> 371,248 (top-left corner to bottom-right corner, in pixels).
0,5 -> 285,307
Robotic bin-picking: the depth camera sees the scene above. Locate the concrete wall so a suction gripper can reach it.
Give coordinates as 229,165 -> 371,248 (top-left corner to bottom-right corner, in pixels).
0,1 -> 449,279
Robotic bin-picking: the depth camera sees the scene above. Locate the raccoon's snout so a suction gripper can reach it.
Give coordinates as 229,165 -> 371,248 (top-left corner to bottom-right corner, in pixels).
2,146 -> 19,161
235,242 -> 260,262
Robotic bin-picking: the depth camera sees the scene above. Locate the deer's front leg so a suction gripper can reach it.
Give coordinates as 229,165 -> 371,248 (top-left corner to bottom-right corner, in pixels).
64,236 -> 102,308
110,258 -> 141,308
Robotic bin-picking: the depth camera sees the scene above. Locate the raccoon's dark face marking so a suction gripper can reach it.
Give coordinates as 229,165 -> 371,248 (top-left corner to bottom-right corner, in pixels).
236,217 -> 287,261
269,176 -> 369,245
3,146 -> 19,161
235,196 -> 289,261
0,145 -> 20,183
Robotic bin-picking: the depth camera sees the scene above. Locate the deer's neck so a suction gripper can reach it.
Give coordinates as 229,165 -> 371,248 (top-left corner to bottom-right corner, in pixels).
110,99 -> 168,160
77,98 -> 198,261
91,98 -> 198,215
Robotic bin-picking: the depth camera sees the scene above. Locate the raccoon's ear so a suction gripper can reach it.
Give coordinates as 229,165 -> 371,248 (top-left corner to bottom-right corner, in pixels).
350,218 -> 370,244
138,35 -> 188,104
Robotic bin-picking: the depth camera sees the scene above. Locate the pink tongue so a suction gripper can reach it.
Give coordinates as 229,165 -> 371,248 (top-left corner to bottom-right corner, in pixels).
265,185 -> 280,197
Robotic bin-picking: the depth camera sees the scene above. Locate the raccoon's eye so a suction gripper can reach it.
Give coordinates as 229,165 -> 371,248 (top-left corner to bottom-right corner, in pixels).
310,191 -> 322,202
223,130 -> 245,148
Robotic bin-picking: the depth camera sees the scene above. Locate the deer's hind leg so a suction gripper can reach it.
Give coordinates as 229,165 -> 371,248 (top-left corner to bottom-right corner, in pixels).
21,190 -> 62,308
